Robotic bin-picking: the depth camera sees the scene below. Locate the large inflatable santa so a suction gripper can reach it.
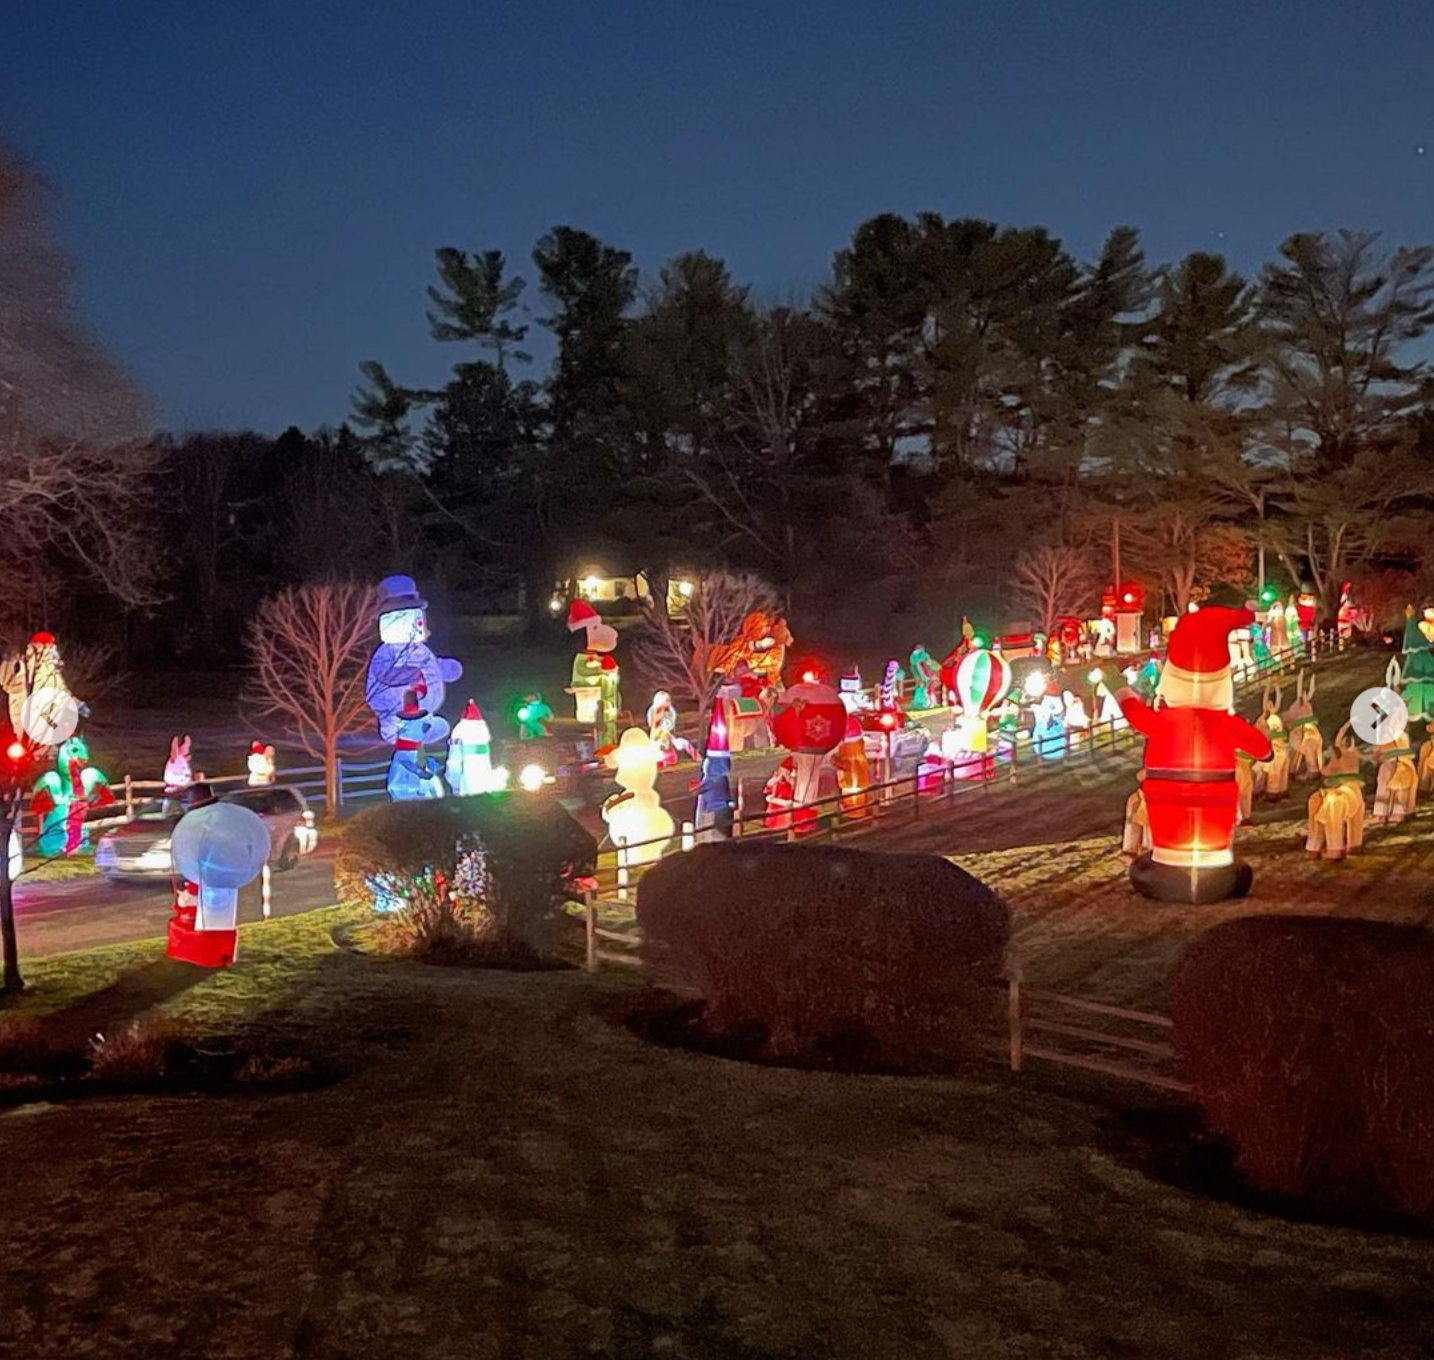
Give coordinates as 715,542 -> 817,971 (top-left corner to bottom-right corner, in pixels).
1118,605 -> 1272,904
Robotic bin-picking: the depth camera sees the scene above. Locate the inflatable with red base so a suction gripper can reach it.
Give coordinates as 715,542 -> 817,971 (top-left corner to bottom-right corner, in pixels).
1119,605 -> 1272,904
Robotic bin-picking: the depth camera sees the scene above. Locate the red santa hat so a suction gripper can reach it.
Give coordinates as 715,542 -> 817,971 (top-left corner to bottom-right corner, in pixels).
29,631 -> 55,647
250,740 -> 266,755
567,599 -> 599,633
1156,605 -> 1253,711
461,699 -> 482,721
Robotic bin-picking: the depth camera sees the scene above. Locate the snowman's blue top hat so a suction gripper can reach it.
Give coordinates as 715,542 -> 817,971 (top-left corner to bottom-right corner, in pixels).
377,574 -> 428,615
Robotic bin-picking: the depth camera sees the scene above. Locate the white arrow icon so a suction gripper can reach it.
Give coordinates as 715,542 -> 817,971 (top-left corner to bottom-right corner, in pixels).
1349,686 -> 1409,746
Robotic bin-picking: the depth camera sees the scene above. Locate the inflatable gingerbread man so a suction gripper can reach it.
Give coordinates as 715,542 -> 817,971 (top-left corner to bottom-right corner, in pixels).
1118,605 -> 1272,904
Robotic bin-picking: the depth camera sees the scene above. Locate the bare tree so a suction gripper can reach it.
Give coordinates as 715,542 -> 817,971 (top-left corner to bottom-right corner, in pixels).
0,145 -> 155,627
247,582 -> 380,808
631,571 -> 778,718
1011,545 -> 1101,636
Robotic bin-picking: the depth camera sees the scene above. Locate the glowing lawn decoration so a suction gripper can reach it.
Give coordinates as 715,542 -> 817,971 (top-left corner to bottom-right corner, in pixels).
770,680 -> 845,832
167,799 -> 269,968
2,632 -> 83,745
365,575 -> 463,744
446,700 -> 508,795
516,693 -> 554,740
387,690 -> 447,801
1119,605 -> 1272,904
947,647 -> 1011,776
909,645 -> 940,711
247,741 -> 276,785
602,727 -> 673,869
566,600 -> 621,744
32,734 -> 114,856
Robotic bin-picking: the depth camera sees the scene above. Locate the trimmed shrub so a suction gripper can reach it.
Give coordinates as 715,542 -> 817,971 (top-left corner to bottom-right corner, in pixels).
336,793 -> 596,965
635,842 -> 1010,1069
1174,916 -> 1434,1222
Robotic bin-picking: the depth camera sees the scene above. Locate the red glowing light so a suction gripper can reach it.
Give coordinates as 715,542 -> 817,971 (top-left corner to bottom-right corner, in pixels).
5,741 -> 24,761
1122,592 -> 1134,604
802,670 -> 818,684
880,711 -> 897,729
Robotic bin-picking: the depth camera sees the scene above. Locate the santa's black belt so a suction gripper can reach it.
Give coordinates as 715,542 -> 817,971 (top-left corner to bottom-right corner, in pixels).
1143,768 -> 1235,783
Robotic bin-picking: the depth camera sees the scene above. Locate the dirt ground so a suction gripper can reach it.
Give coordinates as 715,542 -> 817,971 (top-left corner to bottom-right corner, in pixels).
4,647 -> 1432,1359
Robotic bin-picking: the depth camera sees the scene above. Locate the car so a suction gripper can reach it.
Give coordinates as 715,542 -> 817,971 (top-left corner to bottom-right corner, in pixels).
94,784 -> 319,881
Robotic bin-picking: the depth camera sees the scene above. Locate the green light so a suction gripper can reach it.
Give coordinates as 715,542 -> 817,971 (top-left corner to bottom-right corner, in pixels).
1259,585 -> 1278,604
517,706 -> 532,722
972,634 -> 987,649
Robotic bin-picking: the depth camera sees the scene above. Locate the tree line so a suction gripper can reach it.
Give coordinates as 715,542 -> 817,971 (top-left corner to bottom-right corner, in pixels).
8,128 -> 1434,669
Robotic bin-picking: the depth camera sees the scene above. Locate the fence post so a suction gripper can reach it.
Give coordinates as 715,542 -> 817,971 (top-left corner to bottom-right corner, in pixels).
124,774 -> 134,821
585,892 -> 597,972
261,863 -> 272,920
735,780 -> 746,838
334,757 -> 345,812
681,819 -> 694,852
1008,966 -> 1024,1073
617,837 -> 630,902
911,770 -> 921,819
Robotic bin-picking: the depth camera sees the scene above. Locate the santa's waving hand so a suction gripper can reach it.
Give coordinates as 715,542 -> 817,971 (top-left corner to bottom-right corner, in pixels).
1118,605 -> 1273,904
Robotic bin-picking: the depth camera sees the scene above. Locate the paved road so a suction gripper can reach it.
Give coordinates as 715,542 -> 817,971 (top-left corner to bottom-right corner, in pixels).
14,848 -> 340,958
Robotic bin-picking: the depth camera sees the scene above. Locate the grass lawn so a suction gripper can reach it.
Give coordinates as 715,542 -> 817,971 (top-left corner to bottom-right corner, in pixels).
2,647 -> 1432,1357
18,853 -> 100,884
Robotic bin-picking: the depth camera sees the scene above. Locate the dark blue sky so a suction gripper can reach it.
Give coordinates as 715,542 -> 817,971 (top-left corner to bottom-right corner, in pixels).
4,0 -> 1431,432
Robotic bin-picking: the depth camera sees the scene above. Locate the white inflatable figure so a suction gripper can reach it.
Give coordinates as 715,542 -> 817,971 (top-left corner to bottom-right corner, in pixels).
3,632 -> 82,744
601,727 -> 673,869
1228,624 -> 1255,682
164,735 -> 193,794
1063,691 -> 1091,749
1091,669 -> 1126,734
365,575 -> 463,743
247,742 -> 276,786
446,700 -> 507,795
1093,616 -> 1116,658
1267,603 -> 1290,657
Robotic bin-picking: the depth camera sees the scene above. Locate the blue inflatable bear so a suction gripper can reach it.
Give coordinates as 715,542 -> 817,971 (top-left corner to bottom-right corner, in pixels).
386,691 -> 448,801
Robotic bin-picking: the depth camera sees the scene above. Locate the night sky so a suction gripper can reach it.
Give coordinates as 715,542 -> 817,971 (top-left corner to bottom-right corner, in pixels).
3,0 -> 1431,433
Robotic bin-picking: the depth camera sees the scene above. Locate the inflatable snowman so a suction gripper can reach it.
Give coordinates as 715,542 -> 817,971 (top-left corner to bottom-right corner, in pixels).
601,727 -> 673,868
365,575 -> 463,743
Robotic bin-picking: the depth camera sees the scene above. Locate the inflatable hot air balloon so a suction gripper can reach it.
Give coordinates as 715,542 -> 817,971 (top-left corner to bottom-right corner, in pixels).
943,647 -> 1012,778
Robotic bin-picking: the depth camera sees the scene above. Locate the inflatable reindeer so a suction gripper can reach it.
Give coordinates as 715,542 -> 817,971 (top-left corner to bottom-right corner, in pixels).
1372,657 -> 1418,825
1305,722 -> 1365,860
1121,785 -> 1152,859
1251,682 -> 1291,800
1418,723 -> 1434,795
1284,670 -> 1323,780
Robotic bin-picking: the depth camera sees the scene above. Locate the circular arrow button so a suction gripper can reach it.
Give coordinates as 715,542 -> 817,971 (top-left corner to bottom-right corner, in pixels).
1349,686 -> 1408,745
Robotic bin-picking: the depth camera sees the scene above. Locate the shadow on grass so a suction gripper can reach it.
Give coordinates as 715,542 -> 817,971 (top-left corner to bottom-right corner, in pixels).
35,957 -> 212,1050
1096,1102 -> 1434,1239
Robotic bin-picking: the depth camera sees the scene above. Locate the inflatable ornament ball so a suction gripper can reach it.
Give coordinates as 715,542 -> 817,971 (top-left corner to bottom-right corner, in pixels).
771,680 -> 846,819
167,799 -> 270,968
